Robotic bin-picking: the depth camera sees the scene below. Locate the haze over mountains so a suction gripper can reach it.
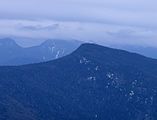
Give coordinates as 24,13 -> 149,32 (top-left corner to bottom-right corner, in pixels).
0,43 -> 157,120
113,45 -> 157,60
0,0 -> 157,119
0,38 -> 157,66
0,38 -> 81,66
1,38 -> 157,66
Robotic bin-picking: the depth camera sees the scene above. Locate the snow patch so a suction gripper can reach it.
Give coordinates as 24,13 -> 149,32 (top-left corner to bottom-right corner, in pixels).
129,91 -> 135,96
55,51 -> 60,59
80,57 -> 90,64
87,76 -> 96,81
106,73 -> 114,79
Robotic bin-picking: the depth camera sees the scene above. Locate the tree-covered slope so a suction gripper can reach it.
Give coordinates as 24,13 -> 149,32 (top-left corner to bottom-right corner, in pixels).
0,43 -> 157,120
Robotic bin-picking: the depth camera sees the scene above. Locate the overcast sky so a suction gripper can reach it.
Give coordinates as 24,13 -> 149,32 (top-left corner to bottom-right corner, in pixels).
0,0 -> 157,47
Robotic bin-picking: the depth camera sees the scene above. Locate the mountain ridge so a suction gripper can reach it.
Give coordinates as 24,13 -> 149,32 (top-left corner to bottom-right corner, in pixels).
0,38 -> 81,66
0,43 -> 157,120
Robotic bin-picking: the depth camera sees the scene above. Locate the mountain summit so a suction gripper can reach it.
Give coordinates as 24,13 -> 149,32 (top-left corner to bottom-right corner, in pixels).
0,38 -> 19,47
0,38 -> 81,66
0,43 -> 157,120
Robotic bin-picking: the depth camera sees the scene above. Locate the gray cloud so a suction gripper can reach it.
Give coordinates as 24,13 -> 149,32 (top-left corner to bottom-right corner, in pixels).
0,0 -> 157,47
20,24 -> 60,31
0,0 -> 157,28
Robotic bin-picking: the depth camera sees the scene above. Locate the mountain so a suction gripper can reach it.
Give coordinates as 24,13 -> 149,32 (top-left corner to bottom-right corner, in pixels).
0,38 -> 81,66
111,44 -> 157,59
0,43 -> 157,120
125,46 -> 157,59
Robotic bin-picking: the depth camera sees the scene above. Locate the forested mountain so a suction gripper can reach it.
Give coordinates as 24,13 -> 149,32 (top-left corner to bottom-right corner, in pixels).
0,43 -> 157,120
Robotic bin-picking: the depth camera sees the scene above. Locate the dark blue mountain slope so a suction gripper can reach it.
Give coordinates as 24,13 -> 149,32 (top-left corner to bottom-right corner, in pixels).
0,43 -> 157,120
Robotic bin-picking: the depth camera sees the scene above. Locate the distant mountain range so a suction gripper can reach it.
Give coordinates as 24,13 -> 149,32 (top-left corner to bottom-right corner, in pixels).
0,43 -> 157,120
0,38 -> 81,66
112,45 -> 157,59
1,38 -> 157,66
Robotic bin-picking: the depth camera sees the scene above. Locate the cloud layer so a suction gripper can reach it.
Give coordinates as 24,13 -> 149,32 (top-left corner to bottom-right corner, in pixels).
0,0 -> 157,46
